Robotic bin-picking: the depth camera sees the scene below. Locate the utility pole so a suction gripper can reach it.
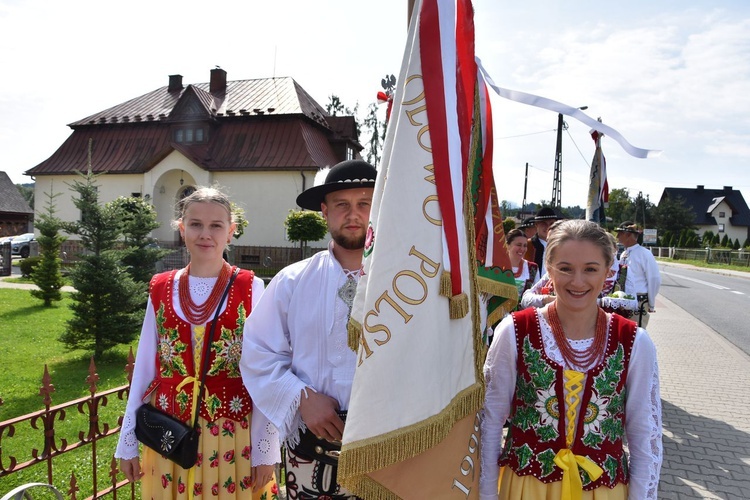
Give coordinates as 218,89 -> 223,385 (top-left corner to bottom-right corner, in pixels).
551,113 -> 564,207
522,162 -> 529,217
551,106 -> 587,208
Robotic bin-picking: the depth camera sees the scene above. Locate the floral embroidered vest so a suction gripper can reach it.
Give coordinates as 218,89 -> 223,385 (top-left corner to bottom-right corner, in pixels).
499,307 -> 637,489
143,267 -> 255,424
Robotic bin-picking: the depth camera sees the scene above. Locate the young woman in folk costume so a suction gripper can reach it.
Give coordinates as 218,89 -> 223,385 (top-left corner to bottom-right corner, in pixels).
116,187 -> 280,499
480,219 -> 662,500
505,228 -> 540,308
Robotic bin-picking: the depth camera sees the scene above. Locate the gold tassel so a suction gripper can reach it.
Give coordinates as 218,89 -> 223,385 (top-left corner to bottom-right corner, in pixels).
439,271 -> 452,298
348,318 -> 362,352
448,292 -> 469,319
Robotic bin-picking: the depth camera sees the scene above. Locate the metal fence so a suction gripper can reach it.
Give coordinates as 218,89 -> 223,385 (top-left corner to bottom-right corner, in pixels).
0,355 -> 136,499
649,246 -> 750,267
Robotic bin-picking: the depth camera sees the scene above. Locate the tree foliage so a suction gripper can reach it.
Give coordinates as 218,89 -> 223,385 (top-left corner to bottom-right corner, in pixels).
15,183 -> 35,210
108,196 -> 169,284
59,172 -> 146,358
653,195 -> 695,234
285,210 -> 328,256
30,188 -> 66,306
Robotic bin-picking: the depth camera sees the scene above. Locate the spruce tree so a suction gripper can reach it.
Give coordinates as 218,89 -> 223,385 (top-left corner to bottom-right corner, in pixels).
108,196 -> 168,284
30,188 -> 66,306
60,172 -> 146,358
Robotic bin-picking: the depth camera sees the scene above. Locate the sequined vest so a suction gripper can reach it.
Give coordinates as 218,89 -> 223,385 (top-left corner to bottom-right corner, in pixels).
498,307 -> 637,489
143,267 -> 255,424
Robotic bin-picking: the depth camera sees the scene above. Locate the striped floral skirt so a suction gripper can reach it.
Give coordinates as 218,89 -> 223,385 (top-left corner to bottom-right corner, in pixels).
141,414 -> 278,499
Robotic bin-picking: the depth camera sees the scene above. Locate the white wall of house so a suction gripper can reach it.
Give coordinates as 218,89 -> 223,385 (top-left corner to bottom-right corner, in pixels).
697,199 -> 747,244
31,151 -> 326,248
213,170 -> 327,247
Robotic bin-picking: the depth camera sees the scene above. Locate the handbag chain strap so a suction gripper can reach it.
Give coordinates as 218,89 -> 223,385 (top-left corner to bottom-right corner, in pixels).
191,266 -> 239,429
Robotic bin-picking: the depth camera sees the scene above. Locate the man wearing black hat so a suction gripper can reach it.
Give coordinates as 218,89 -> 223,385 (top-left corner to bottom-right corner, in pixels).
524,206 -> 563,276
518,217 -> 537,239
616,221 -> 661,327
241,159 -> 375,498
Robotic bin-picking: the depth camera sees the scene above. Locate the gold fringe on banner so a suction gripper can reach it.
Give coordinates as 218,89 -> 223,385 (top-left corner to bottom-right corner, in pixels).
448,292 -> 469,319
339,383 -> 484,490
439,270 -> 452,298
477,274 -> 517,300
347,318 -> 363,352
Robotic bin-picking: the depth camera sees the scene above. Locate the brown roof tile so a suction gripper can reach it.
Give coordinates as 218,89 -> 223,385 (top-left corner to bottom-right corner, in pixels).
27,73 -> 359,177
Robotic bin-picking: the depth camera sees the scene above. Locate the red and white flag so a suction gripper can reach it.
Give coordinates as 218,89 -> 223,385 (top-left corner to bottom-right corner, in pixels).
339,0 -> 516,497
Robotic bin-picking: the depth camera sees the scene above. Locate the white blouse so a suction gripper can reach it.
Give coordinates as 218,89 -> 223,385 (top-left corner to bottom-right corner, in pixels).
114,271 -> 280,466
479,310 -> 662,499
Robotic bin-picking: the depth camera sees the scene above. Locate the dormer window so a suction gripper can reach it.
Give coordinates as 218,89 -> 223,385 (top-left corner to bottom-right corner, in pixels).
174,126 -> 207,144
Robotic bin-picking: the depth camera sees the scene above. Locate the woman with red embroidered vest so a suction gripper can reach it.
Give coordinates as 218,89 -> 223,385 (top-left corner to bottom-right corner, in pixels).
115,186 -> 280,499
480,219 -> 662,499
506,228 -> 540,308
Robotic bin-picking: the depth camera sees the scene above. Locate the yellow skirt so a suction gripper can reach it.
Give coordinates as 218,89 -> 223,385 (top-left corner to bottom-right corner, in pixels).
141,414 -> 277,499
499,467 -> 627,500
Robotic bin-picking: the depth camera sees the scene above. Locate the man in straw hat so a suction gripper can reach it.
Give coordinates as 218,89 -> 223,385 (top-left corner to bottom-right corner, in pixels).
616,220 -> 661,327
524,206 -> 564,276
241,159 -> 376,498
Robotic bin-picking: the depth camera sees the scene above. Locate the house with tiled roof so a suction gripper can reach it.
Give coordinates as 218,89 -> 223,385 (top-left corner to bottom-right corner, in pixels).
658,185 -> 750,244
0,171 -> 33,237
25,68 -> 361,247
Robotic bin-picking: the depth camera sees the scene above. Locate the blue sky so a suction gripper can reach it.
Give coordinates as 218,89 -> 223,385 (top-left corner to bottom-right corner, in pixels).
1,0 -> 748,209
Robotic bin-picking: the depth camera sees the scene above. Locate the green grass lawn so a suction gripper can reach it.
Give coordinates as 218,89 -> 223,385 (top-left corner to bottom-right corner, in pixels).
0,288 -> 138,498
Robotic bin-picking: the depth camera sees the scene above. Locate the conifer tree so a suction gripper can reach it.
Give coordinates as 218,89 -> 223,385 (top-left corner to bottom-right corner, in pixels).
30,187 -> 66,306
108,196 -> 168,284
60,171 -> 146,358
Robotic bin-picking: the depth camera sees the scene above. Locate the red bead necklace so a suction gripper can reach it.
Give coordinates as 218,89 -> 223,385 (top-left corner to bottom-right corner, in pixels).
547,302 -> 607,368
178,262 -> 231,325
513,261 -> 525,278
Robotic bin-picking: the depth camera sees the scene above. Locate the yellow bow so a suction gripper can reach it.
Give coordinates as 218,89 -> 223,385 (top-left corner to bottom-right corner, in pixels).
554,448 -> 604,500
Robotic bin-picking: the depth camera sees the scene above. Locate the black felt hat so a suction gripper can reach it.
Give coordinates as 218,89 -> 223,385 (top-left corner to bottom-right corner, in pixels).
532,207 -> 563,222
296,159 -> 377,210
519,217 -> 536,229
615,221 -> 641,234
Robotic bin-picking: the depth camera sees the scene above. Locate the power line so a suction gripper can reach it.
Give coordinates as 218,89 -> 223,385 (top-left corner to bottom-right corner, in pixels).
496,129 -> 556,140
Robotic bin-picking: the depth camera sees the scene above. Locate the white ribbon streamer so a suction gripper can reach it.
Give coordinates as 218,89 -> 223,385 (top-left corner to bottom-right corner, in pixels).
476,57 -> 661,159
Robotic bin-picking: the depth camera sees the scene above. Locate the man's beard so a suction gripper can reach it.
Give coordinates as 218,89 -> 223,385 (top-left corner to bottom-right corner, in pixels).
331,227 -> 366,250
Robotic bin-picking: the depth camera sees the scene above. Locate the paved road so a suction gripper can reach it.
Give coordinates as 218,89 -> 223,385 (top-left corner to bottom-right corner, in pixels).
652,263 -> 750,499
658,263 -> 750,356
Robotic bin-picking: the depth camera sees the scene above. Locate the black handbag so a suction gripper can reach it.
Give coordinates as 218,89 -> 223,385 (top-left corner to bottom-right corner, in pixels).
291,411 -> 347,466
134,268 -> 239,469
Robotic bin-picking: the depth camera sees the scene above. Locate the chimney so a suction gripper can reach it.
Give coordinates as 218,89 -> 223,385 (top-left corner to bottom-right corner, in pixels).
210,67 -> 227,92
724,186 -> 733,191
696,185 -> 704,191
168,74 -> 183,92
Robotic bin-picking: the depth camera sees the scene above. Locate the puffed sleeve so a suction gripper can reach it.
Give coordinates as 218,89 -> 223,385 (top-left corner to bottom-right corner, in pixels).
240,272 -> 308,445
114,300 -> 158,460
479,315 -> 518,500
624,328 -> 662,499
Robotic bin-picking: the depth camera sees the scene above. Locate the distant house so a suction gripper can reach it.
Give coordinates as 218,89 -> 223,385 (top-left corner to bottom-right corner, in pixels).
659,185 -> 750,244
0,171 -> 33,237
25,68 -> 361,247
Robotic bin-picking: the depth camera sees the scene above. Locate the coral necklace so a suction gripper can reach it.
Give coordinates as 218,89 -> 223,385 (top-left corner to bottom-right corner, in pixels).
513,261 -> 525,278
178,262 -> 232,325
547,302 -> 608,368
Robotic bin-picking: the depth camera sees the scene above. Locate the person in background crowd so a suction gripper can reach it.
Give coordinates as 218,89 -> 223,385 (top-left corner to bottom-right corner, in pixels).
518,217 -> 537,239
616,221 -> 662,327
524,206 -> 564,276
116,186 -> 279,498
240,159 -> 376,499
481,219 -> 662,499
505,228 -> 540,308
